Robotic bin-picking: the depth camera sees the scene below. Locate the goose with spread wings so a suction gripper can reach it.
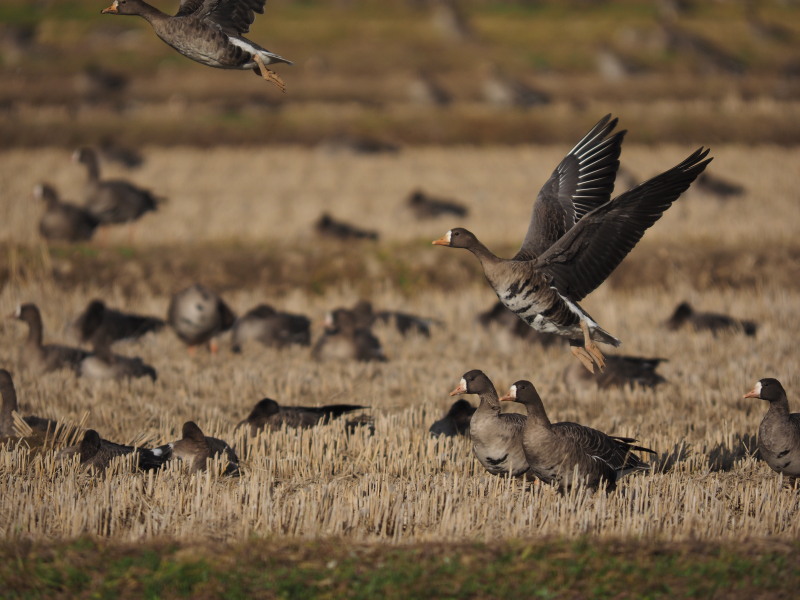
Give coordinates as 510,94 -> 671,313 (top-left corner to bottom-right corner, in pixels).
101,0 -> 292,91
433,115 -> 711,372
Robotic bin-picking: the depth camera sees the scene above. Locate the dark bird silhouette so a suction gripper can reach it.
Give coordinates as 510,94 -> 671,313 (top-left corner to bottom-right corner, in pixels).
35,183 -> 99,242
315,213 -> 379,241
58,429 -> 167,473
564,355 -> 667,390
236,397 -> 369,435
665,302 -> 757,337
231,303 -> 311,352
407,189 -> 468,219
0,369 -> 58,438
429,398 -> 475,438
156,421 -> 240,475
71,299 -> 165,346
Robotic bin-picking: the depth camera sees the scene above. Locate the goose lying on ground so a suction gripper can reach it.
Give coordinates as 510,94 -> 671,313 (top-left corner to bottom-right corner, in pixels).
71,299 -> 165,346
231,303 -> 311,352
665,301 -> 757,336
407,189 -> 467,219
745,378 -> 800,483
500,380 -> 655,493
312,309 -> 387,362
156,421 -> 239,475
58,429 -> 166,473
236,397 -> 369,435
449,370 -> 530,478
0,369 -> 58,438
10,304 -> 89,374
564,354 -> 667,390
433,115 -> 711,372
100,0 -> 292,91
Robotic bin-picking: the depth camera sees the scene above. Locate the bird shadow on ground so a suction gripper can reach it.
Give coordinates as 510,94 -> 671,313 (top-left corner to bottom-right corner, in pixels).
654,441 -> 692,474
707,432 -> 758,472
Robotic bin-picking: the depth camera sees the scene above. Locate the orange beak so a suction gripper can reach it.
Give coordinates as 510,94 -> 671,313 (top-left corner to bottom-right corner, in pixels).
743,387 -> 760,399
431,235 -> 450,246
448,382 -> 466,396
101,4 -> 118,14
499,394 -> 514,402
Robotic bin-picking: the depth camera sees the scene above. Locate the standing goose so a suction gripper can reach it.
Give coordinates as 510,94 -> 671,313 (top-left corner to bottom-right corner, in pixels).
9,304 -> 89,374
744,378 -> 800,482
101,0 -> 292,92
236,397 -> 369,435
34,183 -> 99,242
167,283 -> 236,353
500,380 -> 654,493
434,115 -> 712,372
449,370 -> 529,478
72,147 -> 161,225
0,369 -> 58,438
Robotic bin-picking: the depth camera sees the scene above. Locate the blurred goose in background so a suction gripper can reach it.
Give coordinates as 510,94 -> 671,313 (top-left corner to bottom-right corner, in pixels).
58,429 -> 166,473
407,188 -> 467,219
72,147 -> 161,226
501,380 -> 655,493
429,398 -> 475,438
434,115 -> 712,372
35,183 -> 99,242
480,63 -> 550,109
0,369 -> 58,438
231,303 -> 311,352
694,172 -> 745,200
330,300 -> 438,338
71,299 -> 165,346
98,137 -> 144,169
476,301 -> 563,348
745,378 -> 800,482
100,0 -> 292,92
665,301 -> 757,337
450,370 -> 529,478
79,335 -> 157,382
9,304 -> 89,375
564,355 -> 668,390
407,70 -> 452,107
236,397 -> 369,435
312,308 -> 387,362
157,421 -> 240,475
167,284 -> 236,353
315,213 -> 379,241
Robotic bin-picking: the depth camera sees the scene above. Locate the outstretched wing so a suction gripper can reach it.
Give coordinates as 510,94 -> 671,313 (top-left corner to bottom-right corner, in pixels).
177,0 -> 266,36
537,147 -> 712,301
513,115 -> 625,261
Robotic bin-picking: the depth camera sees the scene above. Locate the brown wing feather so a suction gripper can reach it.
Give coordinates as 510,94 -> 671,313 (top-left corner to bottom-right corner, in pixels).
537,148 -> 712,301
177,0 -> 266,36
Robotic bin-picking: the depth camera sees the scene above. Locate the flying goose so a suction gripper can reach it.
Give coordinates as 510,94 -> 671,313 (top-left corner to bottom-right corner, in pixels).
72,147 -> 161,225
312,308 -> 387,362
407,189 -> 468,219
236,397 -> 369,435
167,284 -> 236,353
231,303 -> 311,352
71,299 -> 165,346
0,369 -> 58,438
34,183 -> 99,242
476,301 -> 563,348
429,398 -> 476,438
58,429 -> 167,473
500,380 -> 655,493
449,370 -> 530,478
9,304 -> 89,374
564,354 -> 668,390
433,115 -> 712,372
665,301 -> 757,337
157,421 -> 240,475
100,0 -> 292,91
744,378 -> 800,482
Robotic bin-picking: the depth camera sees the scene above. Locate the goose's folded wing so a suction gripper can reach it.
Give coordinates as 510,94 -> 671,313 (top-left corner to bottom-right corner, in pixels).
537,148 -> 712,301
514,115 -> 625,260
179,0 -> 266,36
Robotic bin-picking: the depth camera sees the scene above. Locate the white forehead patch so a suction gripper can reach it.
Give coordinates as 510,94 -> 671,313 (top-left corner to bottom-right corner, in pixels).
754,381 -> 762,396
14,305 -> 21,318
445,230 -> 452,243
459,377 -> 466,389
509,385 -> 517,398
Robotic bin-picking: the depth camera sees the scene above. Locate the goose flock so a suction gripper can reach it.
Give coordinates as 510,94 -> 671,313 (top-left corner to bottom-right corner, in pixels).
1,0 -> 791,500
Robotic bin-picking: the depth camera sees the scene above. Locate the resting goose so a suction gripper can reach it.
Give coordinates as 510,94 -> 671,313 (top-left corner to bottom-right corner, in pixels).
312,309 -> 387,362
0,369 -> 58,438
744,379 -> 800,482
167,284 -> 236,352
78,333 -> 158,382
157,421 -> 240,475
72,147 -> 161,225
10,304 -> 89,374
564,354 -> 667,390
315,213 -> 379,241
231,303 -> 311,352
236,397 -> 369,435
407,189 -> 467,219
501,380 -> 655,493
429,398 -> 476,438
71,299 -> 165,346
101,0 -> 292,92
34,183 -> 99,242
665,301 -> 757,337
329,300 -> 438,338
434,115 -> 712,372
58,429 -> 166,473
450,370 -> 529,478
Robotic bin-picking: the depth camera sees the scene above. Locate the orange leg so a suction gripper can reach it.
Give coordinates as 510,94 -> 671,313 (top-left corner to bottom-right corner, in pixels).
253,54 -> 286,93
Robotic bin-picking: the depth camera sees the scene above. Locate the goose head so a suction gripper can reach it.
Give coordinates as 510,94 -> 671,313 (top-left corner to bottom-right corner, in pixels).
432,227 -> 480,250
744,378 -> 786,403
